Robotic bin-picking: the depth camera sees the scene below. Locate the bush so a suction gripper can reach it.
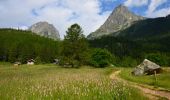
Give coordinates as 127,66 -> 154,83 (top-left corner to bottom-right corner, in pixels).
59,56 -> 80,68
89,48 -> 114,68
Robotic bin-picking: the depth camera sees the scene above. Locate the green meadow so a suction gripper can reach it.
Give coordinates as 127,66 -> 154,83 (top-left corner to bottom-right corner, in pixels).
0,63 -> 147,100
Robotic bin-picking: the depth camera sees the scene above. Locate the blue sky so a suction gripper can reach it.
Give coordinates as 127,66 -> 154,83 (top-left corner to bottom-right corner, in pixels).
0,0 -> 170,38
100,0 -> 170,17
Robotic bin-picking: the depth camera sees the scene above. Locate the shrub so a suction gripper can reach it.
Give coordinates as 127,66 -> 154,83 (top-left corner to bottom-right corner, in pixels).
89,48 -> 114,68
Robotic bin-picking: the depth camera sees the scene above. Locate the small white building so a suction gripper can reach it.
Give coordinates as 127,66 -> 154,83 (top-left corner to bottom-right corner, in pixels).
14,62 -> 21,66
53,59 -> 59,64
27,59 -> 35,65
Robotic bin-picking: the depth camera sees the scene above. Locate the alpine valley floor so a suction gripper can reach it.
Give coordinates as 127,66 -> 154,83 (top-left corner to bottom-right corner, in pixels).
0,62 -> 148,100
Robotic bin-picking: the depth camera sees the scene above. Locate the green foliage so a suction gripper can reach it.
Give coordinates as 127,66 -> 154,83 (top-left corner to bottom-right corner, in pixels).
89,34 -> 170,67
88,16 -> 170,67
119,56 -> 138,67
89,48 -> 114,68
146,53 -> 169,66
89,36 -> 142,59
60,24 -> 89,67
34,56 -> 42,64
0,29 -> 60,63
119,15 -> 170,39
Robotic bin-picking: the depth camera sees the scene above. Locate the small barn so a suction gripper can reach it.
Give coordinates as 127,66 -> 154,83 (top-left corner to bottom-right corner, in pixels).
27,59 -> 35,65
132,59 -> 162,76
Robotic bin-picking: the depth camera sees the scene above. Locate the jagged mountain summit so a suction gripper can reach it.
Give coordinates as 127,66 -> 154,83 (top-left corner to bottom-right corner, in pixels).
29,21 -> 60,40
87,5 -> 145,39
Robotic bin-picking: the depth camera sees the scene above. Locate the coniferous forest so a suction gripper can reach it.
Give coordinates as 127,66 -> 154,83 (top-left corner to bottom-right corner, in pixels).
89,35 -> 170,67
0,25 -> 113,68
0,23 -> 170,67
0,29 -> 60,63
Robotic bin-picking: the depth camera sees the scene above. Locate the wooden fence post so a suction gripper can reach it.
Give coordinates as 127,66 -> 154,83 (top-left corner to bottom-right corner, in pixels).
154,70 -> 157,85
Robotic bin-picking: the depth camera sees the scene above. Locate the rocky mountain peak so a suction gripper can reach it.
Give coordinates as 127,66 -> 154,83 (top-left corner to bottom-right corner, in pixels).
113,4 -> 129,14
29,21 -> 60,40
87,5 -> 145,40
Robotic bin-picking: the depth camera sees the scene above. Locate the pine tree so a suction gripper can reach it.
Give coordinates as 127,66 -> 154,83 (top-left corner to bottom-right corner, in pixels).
61,24 -> 88,67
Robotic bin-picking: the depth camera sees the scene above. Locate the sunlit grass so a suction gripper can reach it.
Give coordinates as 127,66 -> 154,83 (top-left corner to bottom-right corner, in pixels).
0,63 -> 147,100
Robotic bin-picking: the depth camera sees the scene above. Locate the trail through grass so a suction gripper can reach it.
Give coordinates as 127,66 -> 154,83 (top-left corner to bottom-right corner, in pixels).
119,68 -> 170,90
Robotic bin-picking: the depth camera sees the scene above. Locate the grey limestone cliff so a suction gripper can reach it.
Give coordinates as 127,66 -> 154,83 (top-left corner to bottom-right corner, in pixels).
29,21 -> 60,40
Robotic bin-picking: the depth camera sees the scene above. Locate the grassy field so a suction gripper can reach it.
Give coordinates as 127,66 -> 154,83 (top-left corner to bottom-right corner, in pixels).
0,62 -> 147,100
119,68 -> 170,90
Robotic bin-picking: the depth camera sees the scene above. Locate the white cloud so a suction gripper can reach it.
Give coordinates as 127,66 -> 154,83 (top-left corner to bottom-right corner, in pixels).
101,0 -> 117,2
124,0 -> 148,7
146,7 -> 170,17
147,0 -> 167,13
145,0 -> 169,17
124,0 -> 170,18
0,0 -> 111,38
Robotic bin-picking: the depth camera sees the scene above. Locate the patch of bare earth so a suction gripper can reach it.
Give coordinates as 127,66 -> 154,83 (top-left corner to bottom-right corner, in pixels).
110,70 -> 170,100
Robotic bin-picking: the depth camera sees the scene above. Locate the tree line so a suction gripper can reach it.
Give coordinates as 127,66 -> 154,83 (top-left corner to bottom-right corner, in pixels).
0,26 -> 113,68
0,29 -> 60,63
0,23 -> 170,68
89,35 -> 170,67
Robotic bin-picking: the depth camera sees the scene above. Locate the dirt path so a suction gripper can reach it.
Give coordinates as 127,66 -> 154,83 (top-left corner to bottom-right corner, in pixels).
110,70 -> 170,100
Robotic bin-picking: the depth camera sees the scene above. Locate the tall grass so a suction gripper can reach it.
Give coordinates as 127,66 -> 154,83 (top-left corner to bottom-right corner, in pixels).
0,64 -> 147,100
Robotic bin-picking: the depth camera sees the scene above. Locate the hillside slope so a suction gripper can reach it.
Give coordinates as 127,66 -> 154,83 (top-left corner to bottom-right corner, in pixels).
0,29 -> 60,63
89,34 -> 170,66
117,15 -> 170,39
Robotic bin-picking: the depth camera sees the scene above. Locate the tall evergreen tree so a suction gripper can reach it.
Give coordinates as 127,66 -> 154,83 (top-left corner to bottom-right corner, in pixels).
61,24 -> 88,67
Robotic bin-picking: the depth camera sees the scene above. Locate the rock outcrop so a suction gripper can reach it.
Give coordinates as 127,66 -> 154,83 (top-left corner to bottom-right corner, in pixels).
87,5 -> 145,40
29,21 -> 60,40
132,59 -> 162,76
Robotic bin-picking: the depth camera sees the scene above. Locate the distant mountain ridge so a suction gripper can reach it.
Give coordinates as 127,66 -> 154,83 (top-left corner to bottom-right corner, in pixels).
29,21 -> 60,40
87,5 -> 145,39
117,14 -> 170,39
